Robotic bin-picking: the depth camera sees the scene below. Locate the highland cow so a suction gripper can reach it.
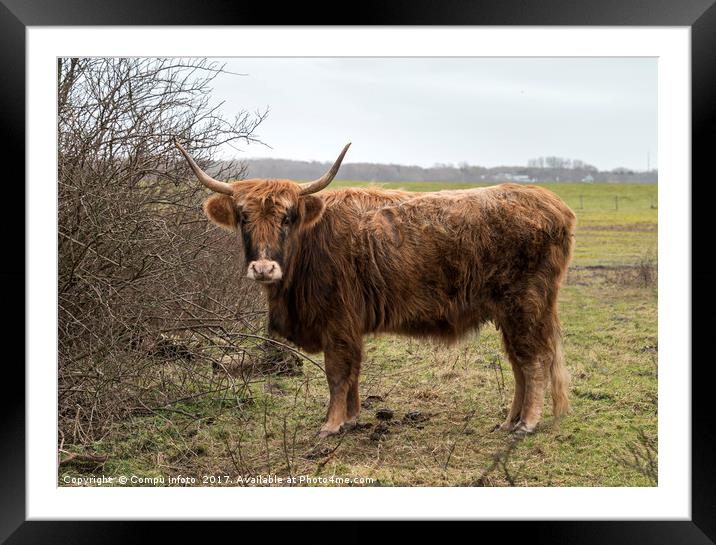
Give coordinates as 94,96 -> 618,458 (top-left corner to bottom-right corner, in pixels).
175,140 -> 575,437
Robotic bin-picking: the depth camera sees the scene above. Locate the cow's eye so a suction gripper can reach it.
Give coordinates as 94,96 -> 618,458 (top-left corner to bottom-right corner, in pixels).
282,215 -> 291,226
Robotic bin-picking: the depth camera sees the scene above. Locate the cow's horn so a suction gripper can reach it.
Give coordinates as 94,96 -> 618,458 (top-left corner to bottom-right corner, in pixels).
174,138 -> 235,196
299,143 -> 351,195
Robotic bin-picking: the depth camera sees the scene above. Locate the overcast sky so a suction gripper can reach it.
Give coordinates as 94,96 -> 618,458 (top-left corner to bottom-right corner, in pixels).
209,58 -> 657,171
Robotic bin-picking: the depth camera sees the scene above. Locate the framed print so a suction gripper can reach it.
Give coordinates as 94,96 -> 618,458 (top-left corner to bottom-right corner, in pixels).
3,0 -> 715,542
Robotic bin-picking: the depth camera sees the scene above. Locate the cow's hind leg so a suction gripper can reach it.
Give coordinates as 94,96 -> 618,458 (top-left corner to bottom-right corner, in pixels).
319,338 -> 362,438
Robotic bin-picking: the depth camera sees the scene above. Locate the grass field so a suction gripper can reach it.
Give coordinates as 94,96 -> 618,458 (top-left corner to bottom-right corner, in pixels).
59,182 -> 658,487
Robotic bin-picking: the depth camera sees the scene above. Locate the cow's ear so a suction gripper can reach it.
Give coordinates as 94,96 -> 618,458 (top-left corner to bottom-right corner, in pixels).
298,195 -> 325,230
203,195 -> 238,231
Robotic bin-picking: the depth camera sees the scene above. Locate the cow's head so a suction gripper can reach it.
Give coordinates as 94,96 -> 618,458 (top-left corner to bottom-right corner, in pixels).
175,139 -> 350,285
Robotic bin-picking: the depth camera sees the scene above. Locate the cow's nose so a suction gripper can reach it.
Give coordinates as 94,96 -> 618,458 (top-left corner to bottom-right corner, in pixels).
251,262 -> 273,275
248,260 -> 282,282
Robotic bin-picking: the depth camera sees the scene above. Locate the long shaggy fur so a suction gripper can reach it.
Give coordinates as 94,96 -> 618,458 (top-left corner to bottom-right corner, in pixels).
551,330 -> 571,418
204,180 -> 576,433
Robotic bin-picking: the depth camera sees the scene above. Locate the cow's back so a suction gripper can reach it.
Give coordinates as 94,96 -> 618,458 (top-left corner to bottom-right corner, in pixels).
344,184 -> 575,340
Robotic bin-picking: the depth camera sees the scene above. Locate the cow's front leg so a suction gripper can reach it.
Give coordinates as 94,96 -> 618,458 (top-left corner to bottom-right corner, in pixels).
345,373 -> 361,428
498,363 -> 525,431
319,338 -> 362,438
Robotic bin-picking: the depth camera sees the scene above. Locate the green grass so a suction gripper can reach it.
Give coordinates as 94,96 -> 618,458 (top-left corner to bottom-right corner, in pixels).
59,182 -> 657,487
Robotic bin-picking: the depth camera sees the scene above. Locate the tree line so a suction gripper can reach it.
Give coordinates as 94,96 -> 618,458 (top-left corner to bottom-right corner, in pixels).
238,157 -> 657,184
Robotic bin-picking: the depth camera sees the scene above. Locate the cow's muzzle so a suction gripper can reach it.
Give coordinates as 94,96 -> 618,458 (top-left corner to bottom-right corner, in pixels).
247,260 -> 283,283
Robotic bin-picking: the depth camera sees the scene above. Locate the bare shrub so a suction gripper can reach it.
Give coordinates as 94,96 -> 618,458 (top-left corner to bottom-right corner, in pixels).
613,251 -> 657,288
57,58 -> 291,445
635,251 -> 658,287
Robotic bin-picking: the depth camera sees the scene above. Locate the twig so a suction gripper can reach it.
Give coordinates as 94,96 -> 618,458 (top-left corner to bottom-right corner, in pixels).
58,450 -> 108,466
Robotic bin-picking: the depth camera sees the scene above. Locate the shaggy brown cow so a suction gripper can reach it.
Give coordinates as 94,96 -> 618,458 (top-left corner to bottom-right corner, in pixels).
175,140 -> 576,437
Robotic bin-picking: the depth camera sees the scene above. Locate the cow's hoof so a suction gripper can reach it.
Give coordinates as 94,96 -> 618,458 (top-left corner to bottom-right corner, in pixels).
342,419 -> 358,432
318,424 -> 342,439
510,420 -> 535,435
493,419 -> 519,432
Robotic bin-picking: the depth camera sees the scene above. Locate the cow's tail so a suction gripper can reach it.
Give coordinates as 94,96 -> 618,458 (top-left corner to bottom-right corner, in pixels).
549,324 -> 571,419
548,208 -> 573,420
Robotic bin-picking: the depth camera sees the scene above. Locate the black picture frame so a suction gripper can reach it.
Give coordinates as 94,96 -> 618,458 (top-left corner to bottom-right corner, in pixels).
3,1 -> 714,542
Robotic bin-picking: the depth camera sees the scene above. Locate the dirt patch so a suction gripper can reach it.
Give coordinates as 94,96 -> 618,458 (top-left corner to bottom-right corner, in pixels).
568,261 -> 657,288
578,224 -> 656,232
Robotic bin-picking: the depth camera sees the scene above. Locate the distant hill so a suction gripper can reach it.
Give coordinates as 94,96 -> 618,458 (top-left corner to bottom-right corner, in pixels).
235,158 -> 658,184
